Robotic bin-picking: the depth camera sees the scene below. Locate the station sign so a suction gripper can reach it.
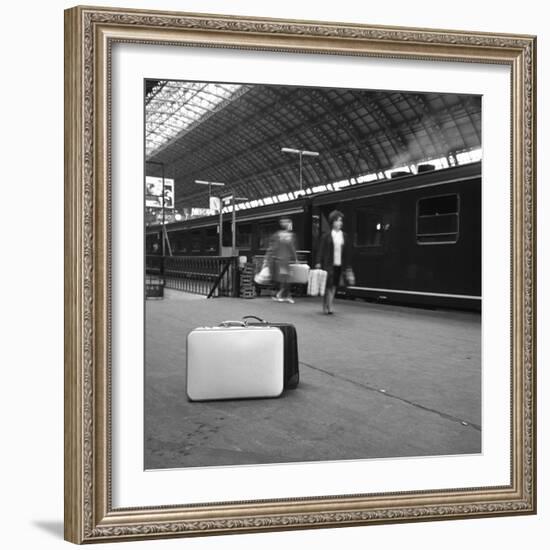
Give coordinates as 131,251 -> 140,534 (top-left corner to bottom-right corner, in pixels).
145,176 -> 175,209
209,196 -> 221,212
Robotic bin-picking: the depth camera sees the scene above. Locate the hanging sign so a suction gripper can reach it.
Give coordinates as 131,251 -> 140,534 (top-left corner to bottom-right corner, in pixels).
145,176 -> 175,209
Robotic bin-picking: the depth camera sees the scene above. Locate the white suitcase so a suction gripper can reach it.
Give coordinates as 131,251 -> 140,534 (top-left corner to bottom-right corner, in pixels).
307,268 -> 319,295
186,322 -> 284,401
288,263 -> 310,284
307,269 -> 327,296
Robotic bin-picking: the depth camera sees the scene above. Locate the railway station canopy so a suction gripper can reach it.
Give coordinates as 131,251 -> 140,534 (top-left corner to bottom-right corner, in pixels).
145,80 -> 481,218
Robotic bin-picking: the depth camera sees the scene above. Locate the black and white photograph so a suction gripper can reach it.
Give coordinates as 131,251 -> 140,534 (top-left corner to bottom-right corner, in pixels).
144,80 -> 482,470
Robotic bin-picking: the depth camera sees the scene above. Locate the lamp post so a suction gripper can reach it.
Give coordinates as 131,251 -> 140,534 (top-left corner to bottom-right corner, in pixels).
194,180 -> 226,204
281,147 -> 319,191
223,195 -> 248,256
194,180 -> 225,254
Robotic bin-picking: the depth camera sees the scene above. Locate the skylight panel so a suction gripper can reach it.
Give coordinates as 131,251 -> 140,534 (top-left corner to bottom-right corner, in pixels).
456,148 -> 482,165
429,156 -> 450,170
333,179 -> 351,189
356,173 -> 378,183
145,81 -> 246,157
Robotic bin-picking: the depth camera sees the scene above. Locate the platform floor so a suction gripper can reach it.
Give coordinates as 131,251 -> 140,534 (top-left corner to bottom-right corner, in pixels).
145,292 -> 481,469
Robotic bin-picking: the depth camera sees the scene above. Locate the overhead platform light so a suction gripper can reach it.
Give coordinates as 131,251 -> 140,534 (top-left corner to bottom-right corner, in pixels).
195,180 -> 226,187
281,147 -> 320,190
281,147 -> 320,157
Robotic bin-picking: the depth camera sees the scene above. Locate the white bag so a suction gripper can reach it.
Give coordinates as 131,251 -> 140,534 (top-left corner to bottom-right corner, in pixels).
345,268 -> 355,286
307,269 -> 319,296
289,263 -> 310,284
254,265 -> 271,285
307,269 -> 327,296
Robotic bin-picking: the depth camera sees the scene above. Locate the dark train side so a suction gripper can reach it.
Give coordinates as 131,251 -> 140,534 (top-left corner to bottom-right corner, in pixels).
146,162 -> 481,311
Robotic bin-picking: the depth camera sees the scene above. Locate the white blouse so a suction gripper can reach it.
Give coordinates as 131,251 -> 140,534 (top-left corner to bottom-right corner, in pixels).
331,229 -> 344,266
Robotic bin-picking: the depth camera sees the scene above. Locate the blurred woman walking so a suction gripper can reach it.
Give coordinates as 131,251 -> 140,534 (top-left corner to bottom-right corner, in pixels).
270,217 -> 298,303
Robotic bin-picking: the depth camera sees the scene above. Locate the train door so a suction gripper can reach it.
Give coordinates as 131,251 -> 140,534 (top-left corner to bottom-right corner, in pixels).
310,207 -> 331,266
310,212 -> 321,265
190,230 -> 203,254
236,223 -> 252,256
258,221 -> 279,252
351,204 -> 392,288
220,221 -> 233,256
204,227 -> 218,254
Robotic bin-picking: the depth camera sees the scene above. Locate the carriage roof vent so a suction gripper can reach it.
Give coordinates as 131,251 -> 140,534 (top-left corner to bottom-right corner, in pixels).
417,163 -> 436,173
390,171 -> 410,179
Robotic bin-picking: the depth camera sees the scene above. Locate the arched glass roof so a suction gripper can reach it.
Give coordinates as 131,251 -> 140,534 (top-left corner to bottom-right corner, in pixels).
145,81 -> 482,220
146,81 -> 251,157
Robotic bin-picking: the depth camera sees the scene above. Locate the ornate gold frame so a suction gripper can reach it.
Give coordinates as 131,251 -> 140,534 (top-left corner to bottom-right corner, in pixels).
64,5 -> 537,544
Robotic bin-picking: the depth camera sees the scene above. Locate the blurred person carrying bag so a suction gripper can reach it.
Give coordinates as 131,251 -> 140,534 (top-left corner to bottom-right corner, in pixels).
254,243 -> 274,285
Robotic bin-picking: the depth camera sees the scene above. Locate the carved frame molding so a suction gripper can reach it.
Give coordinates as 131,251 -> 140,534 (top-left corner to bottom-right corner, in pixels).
64,6 -> 536,544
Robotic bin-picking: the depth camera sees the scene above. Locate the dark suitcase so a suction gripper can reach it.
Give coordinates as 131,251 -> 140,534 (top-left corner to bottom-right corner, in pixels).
243,315 -> 299,389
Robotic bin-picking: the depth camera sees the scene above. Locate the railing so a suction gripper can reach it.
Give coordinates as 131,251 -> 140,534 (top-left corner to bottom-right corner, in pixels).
145,254 -> 163,275
145,255 -> 239,297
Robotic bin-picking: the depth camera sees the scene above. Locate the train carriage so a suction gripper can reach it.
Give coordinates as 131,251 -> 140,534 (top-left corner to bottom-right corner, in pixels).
146,161 -> 481,310
311,162 -> 481,310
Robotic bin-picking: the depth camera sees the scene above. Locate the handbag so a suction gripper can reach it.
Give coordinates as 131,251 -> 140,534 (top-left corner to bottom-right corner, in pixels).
254,264 -> 271,285
344,267 -> 355,286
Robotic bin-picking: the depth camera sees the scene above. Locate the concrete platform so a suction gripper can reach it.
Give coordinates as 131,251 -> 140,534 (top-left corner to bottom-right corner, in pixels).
145,293 -> 481,469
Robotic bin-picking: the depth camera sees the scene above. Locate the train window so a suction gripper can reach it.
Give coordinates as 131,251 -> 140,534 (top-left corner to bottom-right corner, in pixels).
355,208 -> 384,247
170,234 -> 179,254
190,230 -> 202,252
173,233 -> 188,254
146,233 -> 161,254
417,194 -> 459,244
259,223 -> 278,249
205,227 -> 218,253
237,224 -> 252,249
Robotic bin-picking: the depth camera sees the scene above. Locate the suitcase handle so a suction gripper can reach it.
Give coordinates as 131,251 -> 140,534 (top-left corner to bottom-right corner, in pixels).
219,320 -> 247,327
242,315 -> 267,324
